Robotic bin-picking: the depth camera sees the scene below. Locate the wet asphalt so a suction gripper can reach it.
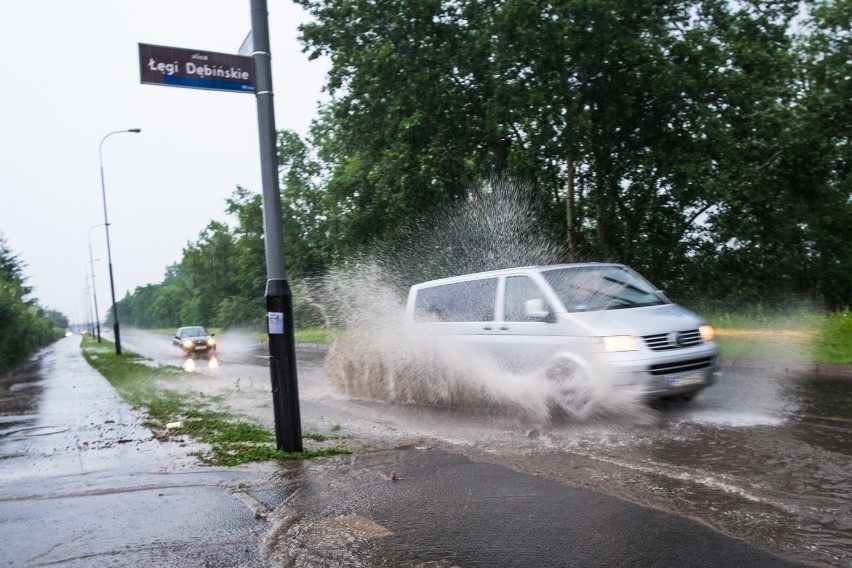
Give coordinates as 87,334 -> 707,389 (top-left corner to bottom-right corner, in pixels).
0,338 -> 271,567
0,337 -> 814,567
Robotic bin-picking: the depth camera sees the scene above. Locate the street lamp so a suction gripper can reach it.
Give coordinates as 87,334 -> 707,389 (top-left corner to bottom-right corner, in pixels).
87,224 -> 103,343
99,128 -> 141,355
82,278 -> 95,336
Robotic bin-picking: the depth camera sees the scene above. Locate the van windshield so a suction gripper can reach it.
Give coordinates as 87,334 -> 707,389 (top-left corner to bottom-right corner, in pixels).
540,266 -> 667,312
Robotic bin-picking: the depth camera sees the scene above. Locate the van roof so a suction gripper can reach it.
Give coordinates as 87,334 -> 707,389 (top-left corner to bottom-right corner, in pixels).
409,262 -> 623,289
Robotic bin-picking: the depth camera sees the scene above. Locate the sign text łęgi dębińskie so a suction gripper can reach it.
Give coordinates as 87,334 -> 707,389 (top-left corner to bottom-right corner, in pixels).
139,43 -> 255,94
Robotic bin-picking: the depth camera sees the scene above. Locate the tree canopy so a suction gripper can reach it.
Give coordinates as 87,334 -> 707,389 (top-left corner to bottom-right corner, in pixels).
0,234 -> 65,374
116,0 -> 850,330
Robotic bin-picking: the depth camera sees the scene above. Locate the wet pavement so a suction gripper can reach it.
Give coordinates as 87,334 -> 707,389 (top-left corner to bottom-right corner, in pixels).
263,448 -> 812,567
0,339 -> 272,567
2,334 -> 846,566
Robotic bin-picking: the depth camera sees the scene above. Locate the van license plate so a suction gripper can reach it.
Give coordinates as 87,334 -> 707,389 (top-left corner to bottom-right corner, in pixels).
666,373 -> 704,388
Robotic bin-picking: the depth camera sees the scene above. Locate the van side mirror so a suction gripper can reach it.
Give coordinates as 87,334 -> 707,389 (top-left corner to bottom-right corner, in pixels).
524,298 -> 551,320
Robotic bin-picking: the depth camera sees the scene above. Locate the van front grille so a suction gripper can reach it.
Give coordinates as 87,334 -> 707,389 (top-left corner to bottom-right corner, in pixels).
648,357 -> 716,376
643,329 -> 702,351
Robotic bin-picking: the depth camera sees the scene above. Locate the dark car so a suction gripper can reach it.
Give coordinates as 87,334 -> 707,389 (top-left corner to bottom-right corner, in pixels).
173,326 -> 216,355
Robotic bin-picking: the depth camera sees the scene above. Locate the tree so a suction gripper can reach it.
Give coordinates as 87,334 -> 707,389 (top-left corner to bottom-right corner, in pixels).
44,309 -> 69,331
784,0 -> 852,308
221,187 -> 266,326
0,234 -> 60,374
298,0 -> 847,306
297,0 -> 503,257
111,0 -> 851,320
278,130 -> 334,275
177,221 -> 239,323
690,0 -> 852,307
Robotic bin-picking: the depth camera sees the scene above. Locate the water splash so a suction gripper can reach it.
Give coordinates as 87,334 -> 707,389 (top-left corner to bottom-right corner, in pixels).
315,178 -> 645,422
373,175 -> 569,289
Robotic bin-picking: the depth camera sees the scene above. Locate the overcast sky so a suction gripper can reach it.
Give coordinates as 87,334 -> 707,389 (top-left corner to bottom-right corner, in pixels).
0,1 -> 329,325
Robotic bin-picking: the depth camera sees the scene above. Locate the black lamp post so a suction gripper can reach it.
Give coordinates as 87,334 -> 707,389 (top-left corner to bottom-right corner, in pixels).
87,224 -> 103,342
85,258 -> 99,337
99,128 -> 141,355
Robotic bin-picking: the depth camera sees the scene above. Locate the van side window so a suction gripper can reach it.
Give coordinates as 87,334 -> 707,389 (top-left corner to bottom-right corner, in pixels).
414,278 -> 498,322
505,276 -> 547,322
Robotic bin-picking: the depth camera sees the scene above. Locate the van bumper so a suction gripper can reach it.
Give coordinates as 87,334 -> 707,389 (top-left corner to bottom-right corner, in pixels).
602,344 -> 719,399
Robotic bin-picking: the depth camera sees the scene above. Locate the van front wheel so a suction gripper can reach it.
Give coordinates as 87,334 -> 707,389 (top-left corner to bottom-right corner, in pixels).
544,361 -> 594,420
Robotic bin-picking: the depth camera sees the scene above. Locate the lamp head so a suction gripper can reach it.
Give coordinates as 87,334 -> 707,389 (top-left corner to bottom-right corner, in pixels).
128,128 -> 141,133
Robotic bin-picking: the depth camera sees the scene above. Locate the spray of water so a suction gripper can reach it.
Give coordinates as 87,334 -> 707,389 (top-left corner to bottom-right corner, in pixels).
321,268 -> 556,421
316,178 -> 645,422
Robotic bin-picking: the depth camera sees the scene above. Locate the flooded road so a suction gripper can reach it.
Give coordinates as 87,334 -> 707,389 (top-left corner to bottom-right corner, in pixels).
120,329 -> 852,567
511,371 -> 852,568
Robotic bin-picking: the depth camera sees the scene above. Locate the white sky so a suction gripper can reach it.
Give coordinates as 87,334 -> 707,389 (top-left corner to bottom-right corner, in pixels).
0,1 -> 329,325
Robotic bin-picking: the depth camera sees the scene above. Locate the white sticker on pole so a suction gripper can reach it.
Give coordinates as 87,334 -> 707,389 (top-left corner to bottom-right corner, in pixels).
268,312 -> 284,334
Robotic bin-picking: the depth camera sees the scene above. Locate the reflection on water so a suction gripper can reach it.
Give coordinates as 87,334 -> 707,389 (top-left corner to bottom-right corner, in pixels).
0,355 -> 44,417
784,375 -> 852,456
529,367 -> 852,567
182,356 -> 219,373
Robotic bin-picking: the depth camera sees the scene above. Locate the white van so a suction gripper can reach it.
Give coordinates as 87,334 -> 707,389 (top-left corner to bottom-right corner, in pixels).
404,263 -> 718,400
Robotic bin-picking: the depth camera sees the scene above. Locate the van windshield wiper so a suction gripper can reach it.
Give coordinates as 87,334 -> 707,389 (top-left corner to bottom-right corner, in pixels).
562,283 -> 638,307
602,276 -> 649,296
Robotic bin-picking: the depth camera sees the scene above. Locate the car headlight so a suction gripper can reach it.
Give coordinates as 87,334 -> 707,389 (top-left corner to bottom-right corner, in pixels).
183,339 -> 194,349
699,325 -> 715,341
602,335 -> 640,352
207,338 -> 216,347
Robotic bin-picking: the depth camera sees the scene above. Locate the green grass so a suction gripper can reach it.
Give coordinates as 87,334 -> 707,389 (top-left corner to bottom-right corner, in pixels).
705,309 -> 852,364
294,327 -> 332,344
81,336 -> 351,465
196,444 -> 354,467
303,430 -> 352,443
810,309 -> 852,364
235,326 -> 337,344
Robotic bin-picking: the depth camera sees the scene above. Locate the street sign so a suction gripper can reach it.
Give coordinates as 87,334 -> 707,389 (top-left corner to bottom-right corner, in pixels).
138,43 -> 255,93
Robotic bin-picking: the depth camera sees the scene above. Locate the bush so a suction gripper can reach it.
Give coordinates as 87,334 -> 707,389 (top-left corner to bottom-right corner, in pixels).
0,282 -> 60,375
811,310 -> 852,364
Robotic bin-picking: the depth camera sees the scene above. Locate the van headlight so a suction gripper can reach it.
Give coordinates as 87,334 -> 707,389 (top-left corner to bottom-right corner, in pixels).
602,335 -> 640,352
699,325 -> 715,341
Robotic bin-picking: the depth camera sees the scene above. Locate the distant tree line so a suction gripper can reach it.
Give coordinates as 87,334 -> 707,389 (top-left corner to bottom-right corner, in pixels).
0,235 -> 68,375
114,0 -> 850,330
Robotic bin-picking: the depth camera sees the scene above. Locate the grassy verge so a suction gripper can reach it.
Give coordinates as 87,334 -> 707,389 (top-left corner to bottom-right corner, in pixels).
706,309 -> 852,364
80,336 -> 351,465
294,327 -> 332,343
810,309 -> 852,364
